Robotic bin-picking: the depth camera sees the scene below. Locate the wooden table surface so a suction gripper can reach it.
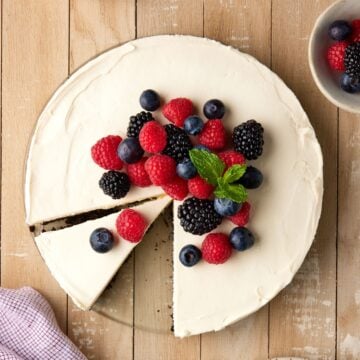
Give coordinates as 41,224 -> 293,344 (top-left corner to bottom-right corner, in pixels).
1,0 -> 359,359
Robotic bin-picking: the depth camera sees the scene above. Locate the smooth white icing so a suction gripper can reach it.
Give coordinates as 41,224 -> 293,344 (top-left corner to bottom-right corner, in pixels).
169,38 -> 323,337
25,36 -> 323,337
35,195 -> 171,310
25,42 -> 166,225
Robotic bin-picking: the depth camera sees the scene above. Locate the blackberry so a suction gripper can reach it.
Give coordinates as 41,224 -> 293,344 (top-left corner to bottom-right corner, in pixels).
162,124 -> 193,163
177,197 -> 222,235
99,171 -> 130,199
127,111 -> 153,138
232,120 -> 264,160
344,43 -> 360,80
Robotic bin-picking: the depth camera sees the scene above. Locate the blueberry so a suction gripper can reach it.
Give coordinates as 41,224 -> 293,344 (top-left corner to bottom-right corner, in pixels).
139,89 -> 160,111
203,99 -> 225,119
214,198 -> 242,216
117,138 -> 144,164
328,20 -> 352,41
90,228 -> 114,253
229,227 -> 255,251
194,144 -> 210,152
184,115 -> 204,135
177,158 -> 197,179
340,73 -> 360,93
179,245 -> 202,267
237,166 -> 263,189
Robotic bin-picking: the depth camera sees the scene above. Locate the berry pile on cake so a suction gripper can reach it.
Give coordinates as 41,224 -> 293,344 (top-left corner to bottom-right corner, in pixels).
89,89 -> 264,266
327,19 -> 360,93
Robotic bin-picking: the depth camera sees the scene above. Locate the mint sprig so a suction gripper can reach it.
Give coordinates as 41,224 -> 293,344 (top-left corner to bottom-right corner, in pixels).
215,182 -> 248,203
189,149 -> 248,203
189,149 -> 225,186
223,164 -> 247,184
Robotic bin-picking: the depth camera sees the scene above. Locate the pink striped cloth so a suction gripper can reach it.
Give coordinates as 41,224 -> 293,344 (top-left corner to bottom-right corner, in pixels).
0,287 -> 86,359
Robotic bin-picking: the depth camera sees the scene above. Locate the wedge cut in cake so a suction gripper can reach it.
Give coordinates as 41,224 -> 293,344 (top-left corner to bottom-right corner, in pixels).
26,36 -> 323,337
35,195 -> 171,310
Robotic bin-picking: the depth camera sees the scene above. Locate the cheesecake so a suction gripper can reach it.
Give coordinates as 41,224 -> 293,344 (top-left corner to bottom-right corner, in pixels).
25,35 -> 323,337
35,195 -> 171,310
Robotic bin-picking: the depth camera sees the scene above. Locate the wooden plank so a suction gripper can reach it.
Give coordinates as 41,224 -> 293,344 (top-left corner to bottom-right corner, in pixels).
70,0 -> 135,71
136,0 -> 203,37
269,1 -> 337,358
204,0 -> 271,65
134,1 -> 202,358
67,1 -> 136,359
337,111 -> 360,360
1,0 -> 69,331
201,1 -> 271,359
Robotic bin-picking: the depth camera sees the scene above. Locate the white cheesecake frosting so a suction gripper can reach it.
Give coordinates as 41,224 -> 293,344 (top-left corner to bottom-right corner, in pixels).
35,195 -> 171,310
25,36 -> 323,337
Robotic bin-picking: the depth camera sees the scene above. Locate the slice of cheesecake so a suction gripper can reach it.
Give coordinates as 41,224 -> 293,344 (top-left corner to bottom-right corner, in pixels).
35,195 -> 171,310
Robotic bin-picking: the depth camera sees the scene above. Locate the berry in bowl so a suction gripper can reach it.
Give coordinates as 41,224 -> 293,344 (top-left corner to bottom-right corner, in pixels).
309,0 -> 360,113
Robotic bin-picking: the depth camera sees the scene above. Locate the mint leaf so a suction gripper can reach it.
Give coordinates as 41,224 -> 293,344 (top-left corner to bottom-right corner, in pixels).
214,187 -> 228,198
223,164 -> 247,184
215,182 -> 248,203
214,177 -> 227,198
189,149 -> 225,186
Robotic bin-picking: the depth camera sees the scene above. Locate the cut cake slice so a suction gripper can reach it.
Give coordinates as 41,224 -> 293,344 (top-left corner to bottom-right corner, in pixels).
35,195 -> 171,310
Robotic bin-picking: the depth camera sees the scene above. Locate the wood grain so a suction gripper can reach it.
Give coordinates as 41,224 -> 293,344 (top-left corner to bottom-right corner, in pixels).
201,1 -> 271,359
269,1 -> 337,358
137,0 -> 203,37
134,208 -> 201,360
70,0 -> 135,71
1,0 -> 69,331
204,0 -> 271,66
135,1 -> 202,358
337,111 -> 360,360
68,1 -> 136,359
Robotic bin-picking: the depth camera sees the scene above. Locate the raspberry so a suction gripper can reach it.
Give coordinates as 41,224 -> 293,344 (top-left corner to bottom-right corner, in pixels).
327,41 -> 348,71
350,19 -> 360,43
145,154 -> 176,185
198,120 -> 226,151
352,19 -> 360,31
201,233 -> 232,264
218,150 -> 246,168
139,121 -> 167,153
350,20 -> 360,42
162,98 -> 193,127
127,157 -> 152,187
228,201 -> 251,226
116,209 -> 148,243
91,135 -> 123,170
188,175 -> 214,199
162,176 -> 188,200
350,19 -> 360,42
352,33 -> 360,43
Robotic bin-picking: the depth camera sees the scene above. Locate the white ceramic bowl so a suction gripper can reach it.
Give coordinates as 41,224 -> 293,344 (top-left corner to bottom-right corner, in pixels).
309,0 -> 360,113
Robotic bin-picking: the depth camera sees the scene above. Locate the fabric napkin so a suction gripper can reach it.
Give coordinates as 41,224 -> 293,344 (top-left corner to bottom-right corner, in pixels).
0,287 -> 86,359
